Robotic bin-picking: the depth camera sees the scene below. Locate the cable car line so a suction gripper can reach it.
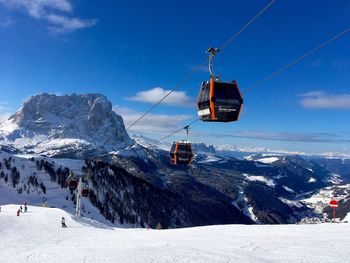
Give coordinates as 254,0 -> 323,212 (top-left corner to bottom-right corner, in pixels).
244,27 -> 350,93
159,27 -> 350,143
126,0 -> 277,131
159,118 -> 200,142
219,0 -> 276,50
126,69 -> 199,131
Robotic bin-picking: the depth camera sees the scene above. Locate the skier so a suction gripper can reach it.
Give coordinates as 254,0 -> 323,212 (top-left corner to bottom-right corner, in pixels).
24,202 -> 28,213
20,206 -> 23,213
61,217 -> 67,228
42,198 -> 46,207
17,209 -> 20,216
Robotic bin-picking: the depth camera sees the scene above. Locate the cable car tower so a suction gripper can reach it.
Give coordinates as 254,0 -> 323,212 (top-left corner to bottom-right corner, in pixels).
67,170 -> 91,217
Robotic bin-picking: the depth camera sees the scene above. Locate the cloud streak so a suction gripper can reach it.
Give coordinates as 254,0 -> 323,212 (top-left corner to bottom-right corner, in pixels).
300,91 -> 350,109
0,16 -> 15,27
0,101 -> 11,123
126,87 -> 195,107
114,106 -> 192,134
192,130 -> 350,144
0,0 -> 97,33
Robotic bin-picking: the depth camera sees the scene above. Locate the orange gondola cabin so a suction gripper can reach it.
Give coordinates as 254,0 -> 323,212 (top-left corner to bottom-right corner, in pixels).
170,141 -> 194,165
197,78 -> 243,122
197,47 -> 243,122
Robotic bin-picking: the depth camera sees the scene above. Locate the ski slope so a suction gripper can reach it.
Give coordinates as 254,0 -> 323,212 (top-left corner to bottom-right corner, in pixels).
0,205 -> 349,263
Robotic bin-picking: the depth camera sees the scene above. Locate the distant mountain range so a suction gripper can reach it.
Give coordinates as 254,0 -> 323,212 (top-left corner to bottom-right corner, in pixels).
0,93 -> 349,228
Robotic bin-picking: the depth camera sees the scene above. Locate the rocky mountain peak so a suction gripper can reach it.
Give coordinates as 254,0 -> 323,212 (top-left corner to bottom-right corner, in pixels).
0,93 -> 131,157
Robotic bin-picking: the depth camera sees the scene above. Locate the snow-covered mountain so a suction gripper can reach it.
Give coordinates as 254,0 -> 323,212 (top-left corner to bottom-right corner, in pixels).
0,93 -> 131,158
1,93 -> 349,228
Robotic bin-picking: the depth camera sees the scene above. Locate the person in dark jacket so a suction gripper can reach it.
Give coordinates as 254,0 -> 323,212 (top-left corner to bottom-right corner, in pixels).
61,217 -> 67,228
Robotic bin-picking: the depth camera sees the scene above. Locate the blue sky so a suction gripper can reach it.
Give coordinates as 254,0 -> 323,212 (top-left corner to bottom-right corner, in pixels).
0,0 -> 349,154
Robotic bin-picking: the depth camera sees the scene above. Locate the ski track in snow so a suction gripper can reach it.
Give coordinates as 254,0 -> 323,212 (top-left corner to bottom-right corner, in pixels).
0,205 -> 350,263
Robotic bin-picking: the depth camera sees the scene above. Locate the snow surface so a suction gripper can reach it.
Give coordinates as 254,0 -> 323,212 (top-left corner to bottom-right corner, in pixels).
328,173 -> 343,185
244,174 -> 276,188
231,187 -> 258,223
197,154 -> 224,164
256,157 -> 280,164
344,212 -> 350,222
282,185 -> 295,193
279,198 -> 304,208
1,205 -> 350,263
308,177 -> 317,183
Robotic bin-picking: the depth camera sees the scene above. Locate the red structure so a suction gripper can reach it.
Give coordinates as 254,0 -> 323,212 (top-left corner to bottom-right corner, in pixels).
329,199 -> 338,223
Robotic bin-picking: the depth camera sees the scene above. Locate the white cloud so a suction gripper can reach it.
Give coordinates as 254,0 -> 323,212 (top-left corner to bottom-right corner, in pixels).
186,64 -> 208,73
0,101 -> 9,110
114,106 -> 192,134
46,14 -> 97,33
126,87 -> 195,107
0,102 -> 11,123
300,91 -> 350,109
0,16 -> 15,27
0,0 -> 96,33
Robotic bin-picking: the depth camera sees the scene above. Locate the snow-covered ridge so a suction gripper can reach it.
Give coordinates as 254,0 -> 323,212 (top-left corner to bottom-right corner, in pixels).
0,93 -> 131,157
215,144 -> 350,160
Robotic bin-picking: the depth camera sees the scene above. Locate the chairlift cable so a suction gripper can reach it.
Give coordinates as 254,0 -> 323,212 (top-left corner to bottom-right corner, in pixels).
159,118 -> 200,141
245,27 -> 350,93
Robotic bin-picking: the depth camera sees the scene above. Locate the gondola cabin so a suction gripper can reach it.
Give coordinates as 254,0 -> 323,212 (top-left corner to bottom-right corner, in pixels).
68,179 -> 78,191
81,188 -> 89,197
170,142 -> 194,165
197,78 -> 243,122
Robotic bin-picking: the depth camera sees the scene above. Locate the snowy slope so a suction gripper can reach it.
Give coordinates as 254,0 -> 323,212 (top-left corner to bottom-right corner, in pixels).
0,151 -> 113,225
1,205 -> 349,263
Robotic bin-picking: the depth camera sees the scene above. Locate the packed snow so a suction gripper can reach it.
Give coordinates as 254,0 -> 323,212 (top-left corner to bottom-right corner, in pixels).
1,205 -> 350,263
